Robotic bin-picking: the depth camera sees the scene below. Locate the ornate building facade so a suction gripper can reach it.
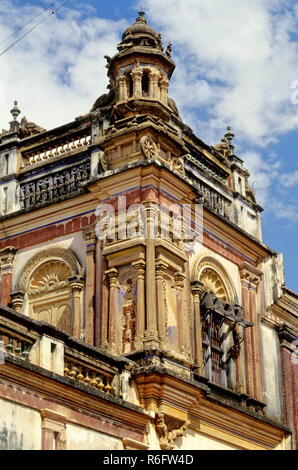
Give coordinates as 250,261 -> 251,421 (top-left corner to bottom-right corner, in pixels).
0,12 -> 297,450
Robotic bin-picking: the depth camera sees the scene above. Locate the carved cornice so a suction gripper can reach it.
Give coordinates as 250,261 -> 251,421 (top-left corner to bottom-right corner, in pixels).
240,262 -> 263,288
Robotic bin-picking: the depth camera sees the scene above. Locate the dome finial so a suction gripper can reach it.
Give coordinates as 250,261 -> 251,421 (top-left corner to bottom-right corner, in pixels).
137,5 -> 146,23
138,5 -> 145,17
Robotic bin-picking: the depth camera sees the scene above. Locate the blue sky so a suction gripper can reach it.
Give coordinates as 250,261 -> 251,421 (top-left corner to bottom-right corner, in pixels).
0,0 -> 297,292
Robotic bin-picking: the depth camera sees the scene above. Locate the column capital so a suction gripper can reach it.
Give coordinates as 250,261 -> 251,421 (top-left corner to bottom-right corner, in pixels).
174,271 -> 186,290
190,280 -> 204,296
240,262 -> 263,289
132,258 -> 146,275
68,276 -> 84,291
0,246 -> 17,271
105,267 -> 119,288
10,290 -> 24,312
82,223 -> 97,244
155,260 -> 168,276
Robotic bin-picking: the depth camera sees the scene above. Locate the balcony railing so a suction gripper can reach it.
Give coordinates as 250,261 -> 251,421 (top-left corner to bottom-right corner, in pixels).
0,306 -> 129,397
22,134 -> 91,168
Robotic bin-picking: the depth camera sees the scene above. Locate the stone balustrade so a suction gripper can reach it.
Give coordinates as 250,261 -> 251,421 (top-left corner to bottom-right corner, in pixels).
0,331 -> 33,361
64,356 -> 114,394
22,135 -> 91,167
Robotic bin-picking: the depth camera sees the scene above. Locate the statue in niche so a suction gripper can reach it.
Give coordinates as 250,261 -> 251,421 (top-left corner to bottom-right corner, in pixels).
121,277 -> 137,354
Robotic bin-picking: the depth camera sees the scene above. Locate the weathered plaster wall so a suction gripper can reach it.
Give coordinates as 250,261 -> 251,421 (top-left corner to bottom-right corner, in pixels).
179,429 -> 239,450
260,324 -> 283,421
0,398 -> 41,450
66,423 -> 123,450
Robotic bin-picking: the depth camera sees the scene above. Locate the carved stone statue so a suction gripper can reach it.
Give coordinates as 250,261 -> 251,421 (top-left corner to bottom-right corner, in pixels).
213,137 -> 230,158
20,116 -> 45,137
155,412 -> 189,450
166,42 -> 172,57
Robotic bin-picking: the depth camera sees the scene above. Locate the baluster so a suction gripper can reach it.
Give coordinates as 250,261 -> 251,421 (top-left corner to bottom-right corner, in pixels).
36,152 -> 42,162
15,341 -> 22,356
97,375 -> 105,392
64,362 -> 70,376
65,141 -> 70,152
105,376 -> 112,394
90,371 -> 98,387
83,369 -> 91,385
59,144 -> 65,154
48,148 -> 53,158
22,343 -> 30,360
76,366 -> 84,381
71,138 -> 76,150
82,135 -> 88,146
69,363 -> 77,379
54,146 -> 59,156
76,138 -> 82,148
6,338 -> 13,354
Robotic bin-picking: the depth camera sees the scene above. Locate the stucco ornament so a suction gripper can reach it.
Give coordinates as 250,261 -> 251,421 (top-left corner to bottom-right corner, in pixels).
140,135 -> 159,160
155,412 -> 189,450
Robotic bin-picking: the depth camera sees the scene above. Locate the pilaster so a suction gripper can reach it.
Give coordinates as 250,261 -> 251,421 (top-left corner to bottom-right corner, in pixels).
0,246 -> 17,307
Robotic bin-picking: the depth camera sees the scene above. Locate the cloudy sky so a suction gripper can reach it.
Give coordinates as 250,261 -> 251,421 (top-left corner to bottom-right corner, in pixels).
0,0 -> 297,291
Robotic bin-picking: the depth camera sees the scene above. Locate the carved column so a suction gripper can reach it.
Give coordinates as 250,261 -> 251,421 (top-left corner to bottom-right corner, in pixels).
191,281 -> 205,375
132,257 -> 146,350
142,203 -> 159,349
174,271 -> 190,358
155,260 -> 168,349
240,263 -> 263,401
160,77 -> 169,105
132,67 -> 142,98
248,278 -> 262,401
69,277 -> 84,339
106,267 -> 119,354
118,75 -> 128,101
0,247 -> 17,307
151,72 -> 161,100
82,225 -> 96,345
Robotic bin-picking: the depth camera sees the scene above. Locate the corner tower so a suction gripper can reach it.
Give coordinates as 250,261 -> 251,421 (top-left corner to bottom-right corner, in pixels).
107,10 -> 175,122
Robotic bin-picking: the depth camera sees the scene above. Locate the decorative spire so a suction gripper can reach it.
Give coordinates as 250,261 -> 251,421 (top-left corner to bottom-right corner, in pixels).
10,100 -> 21,122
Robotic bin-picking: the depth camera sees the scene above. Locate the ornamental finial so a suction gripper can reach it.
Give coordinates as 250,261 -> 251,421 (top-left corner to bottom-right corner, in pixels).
225,125 -> 235,144
10,100 -> 21,122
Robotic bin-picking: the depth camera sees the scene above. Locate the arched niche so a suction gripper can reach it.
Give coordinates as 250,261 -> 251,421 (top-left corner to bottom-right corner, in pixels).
16,248 -> 83,334
192,256 -> 237,303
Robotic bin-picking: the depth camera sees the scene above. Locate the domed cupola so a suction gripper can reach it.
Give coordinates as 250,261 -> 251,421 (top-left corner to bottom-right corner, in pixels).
119,10 -> 163,52
105,11 -> 176,122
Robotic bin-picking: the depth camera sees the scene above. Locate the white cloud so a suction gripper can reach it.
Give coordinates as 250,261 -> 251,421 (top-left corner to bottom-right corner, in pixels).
241,151 -> 280,207
280,170 -> 298,187
144,0 -> 298,146
0,1 -> 126,131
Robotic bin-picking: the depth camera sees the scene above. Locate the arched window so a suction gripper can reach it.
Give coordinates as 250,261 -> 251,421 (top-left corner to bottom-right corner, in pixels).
194,258 -> 247,390
142,70 -> 150,97
126,71 -> 134,98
